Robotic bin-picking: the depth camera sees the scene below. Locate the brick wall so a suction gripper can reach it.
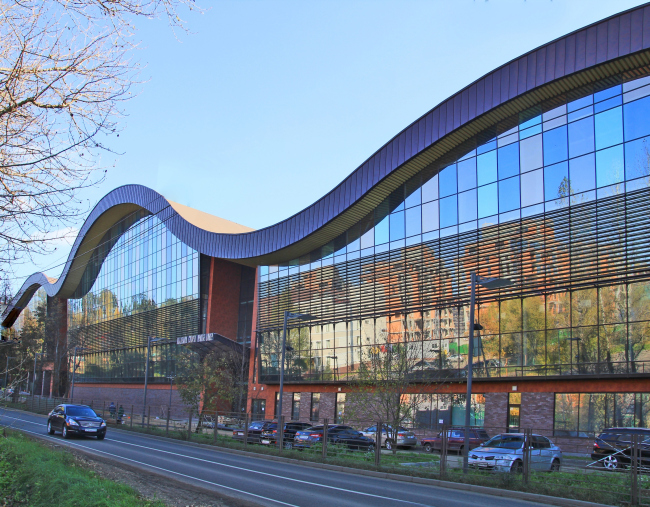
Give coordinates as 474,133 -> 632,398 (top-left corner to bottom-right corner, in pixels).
520,392 -> 554,434
484,392 -> 507,433
207,259 -> 241,340
320,392 -> 336,422
299,392 -> 312,422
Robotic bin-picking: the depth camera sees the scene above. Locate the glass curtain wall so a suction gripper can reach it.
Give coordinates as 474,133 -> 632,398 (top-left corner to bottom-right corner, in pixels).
68,212 -> 201,383
257,70 -> 650,384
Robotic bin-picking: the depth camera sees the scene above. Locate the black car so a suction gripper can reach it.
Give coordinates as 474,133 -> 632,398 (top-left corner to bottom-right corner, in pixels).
232,420 -> 275,444
591,427 -> 650,470
294,424 -> 375,451
260,421 -> 312,448
47,404 -> 106,439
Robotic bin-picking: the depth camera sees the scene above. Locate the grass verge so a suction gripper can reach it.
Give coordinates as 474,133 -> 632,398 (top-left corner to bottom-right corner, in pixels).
0,429 -> 165,507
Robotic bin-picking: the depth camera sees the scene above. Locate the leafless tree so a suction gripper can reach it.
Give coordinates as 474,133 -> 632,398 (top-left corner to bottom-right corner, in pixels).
0,0 -> 197,271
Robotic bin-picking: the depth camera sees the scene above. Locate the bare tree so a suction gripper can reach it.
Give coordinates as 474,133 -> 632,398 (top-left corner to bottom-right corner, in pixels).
0,0 -> 196,271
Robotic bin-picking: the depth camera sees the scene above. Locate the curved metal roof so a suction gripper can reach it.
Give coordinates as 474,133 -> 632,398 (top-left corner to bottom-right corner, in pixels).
4,3 -> 650,327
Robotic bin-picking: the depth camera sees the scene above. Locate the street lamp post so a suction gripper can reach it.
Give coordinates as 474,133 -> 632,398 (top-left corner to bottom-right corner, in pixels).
167,374 -> 176,407
278,311 -> 312,424
70,346 -> 88,401
4,356 -> 15,391
142,337 -> 165,427
463,271 -> 512,474
32,352 -> 44,396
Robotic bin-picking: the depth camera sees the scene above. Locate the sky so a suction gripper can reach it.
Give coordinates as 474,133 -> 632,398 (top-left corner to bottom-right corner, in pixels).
12,0 -> 648,289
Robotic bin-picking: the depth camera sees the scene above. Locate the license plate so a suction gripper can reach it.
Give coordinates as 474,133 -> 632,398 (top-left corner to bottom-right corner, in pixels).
261,439 -> 270,444
297,435 -> 307,439
237,432 -> 244,436
85,428 -> 97,432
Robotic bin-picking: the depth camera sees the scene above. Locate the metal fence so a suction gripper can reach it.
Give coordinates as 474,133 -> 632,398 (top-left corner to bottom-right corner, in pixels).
1,395 -> 646,506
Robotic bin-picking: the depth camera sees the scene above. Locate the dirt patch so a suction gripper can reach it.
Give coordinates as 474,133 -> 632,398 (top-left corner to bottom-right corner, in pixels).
40,439 -> 260,507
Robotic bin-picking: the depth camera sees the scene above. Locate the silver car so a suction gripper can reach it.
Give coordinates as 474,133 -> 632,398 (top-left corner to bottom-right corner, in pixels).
361,425 -> 417,450
468,433 -> 562,472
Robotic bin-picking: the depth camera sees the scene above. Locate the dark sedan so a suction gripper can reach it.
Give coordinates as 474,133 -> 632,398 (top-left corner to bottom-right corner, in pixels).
47,404 -> 106,439
591,427 -> 650,470
260,421 -> 312,448
232,420 -> 275,444
294,424 -> 375,451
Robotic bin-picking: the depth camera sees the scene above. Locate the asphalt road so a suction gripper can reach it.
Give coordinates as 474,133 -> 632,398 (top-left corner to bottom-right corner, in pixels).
0,408 -> 553,507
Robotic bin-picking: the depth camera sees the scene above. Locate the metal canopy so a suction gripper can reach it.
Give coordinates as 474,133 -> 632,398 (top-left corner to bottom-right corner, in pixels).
176,333 -> 248,360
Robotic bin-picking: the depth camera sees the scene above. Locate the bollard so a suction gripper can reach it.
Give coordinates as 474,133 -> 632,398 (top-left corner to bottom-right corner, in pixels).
440,425 -> 448,476
632,434 -> 639,506
213,411 -> 218,445
322,418 -> 329,459
188,411 -> 193,441
243,414 -> 249,447
374,422 -> 382,467
166,405 -> 171,435
522,428 -> 531,484
147,406 -> 151,430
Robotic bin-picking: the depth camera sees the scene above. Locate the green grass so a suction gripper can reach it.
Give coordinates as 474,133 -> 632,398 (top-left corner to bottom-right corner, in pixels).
0,430 -> 165,507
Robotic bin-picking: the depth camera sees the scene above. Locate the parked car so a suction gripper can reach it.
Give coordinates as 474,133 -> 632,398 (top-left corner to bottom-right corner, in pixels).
360,425 -> 417,449
294,424 -> 375,451
260,421 -> 312,448
468,433 -> 562,472
47,404 -> 106,440
232,420 -> 275,444
421,427 -> 490,454
591,427 -> 650,470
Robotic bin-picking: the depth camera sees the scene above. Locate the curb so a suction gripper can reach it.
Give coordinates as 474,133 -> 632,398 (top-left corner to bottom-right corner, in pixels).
2,408 -> 615,507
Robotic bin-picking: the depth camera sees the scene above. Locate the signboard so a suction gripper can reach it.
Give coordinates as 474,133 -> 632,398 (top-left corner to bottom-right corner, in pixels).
176,333 -> 217,345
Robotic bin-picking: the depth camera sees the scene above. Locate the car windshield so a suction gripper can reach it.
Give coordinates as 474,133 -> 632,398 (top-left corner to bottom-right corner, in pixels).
483,435 -> 524,449
66,406 -> 98,417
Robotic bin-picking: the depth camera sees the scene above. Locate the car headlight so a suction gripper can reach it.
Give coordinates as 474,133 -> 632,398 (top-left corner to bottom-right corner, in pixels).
100,421 -> 106,427
498,455 -> 514,462
67,418 -> 79,426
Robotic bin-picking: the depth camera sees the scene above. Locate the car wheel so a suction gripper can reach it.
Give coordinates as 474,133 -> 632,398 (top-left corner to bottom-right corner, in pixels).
510,460 -> 523,474
385,440 -> 394,450
62,426 -> 71,439
602,454 -> 620,470
458,446 -> 464,456
551,459 -> 561,472
97,433 -> 105,440
47,421 -> 55,435
423,443 -> 433,453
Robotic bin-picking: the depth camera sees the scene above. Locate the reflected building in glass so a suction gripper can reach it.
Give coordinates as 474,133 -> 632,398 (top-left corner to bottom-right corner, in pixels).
3,5 -> 650,445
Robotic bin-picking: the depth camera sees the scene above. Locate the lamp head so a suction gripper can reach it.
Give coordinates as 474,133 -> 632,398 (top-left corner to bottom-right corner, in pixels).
476,275 -> 513,289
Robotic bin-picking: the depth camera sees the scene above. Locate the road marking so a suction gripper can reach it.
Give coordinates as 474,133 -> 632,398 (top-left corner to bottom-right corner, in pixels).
0,417 -> 298,507
1,411 -> 435,506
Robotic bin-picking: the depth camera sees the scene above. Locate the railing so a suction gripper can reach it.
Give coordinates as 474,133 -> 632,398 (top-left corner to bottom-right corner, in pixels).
1,395 -> 646,505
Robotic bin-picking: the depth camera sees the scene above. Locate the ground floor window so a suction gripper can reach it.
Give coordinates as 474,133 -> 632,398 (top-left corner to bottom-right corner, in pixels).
292,393 -> 300,420
508,393 -> 521,432
251,399 -> 265,420
415,393 -> 485,429
554,392 -> 650,437
310,393 -> 320,422
335,393 -> 346,423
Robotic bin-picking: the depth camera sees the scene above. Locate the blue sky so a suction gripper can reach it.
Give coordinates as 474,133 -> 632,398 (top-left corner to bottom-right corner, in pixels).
14,0 -> 647,286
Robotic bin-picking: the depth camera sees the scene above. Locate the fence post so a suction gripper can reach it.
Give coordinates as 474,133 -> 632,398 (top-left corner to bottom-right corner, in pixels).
278,415 -> 285,452
166,405 -> 171,435
322,418 -> 329,459
522,428 -> 530,484
243,414 -> 249,447
188,411 -> 193,441
130,404 -> 134,429
632,434 -> 639,506
147,405 -> 151,430
440,425 -> 448,476
374,421 -> 382,467
213,411 -> 218,445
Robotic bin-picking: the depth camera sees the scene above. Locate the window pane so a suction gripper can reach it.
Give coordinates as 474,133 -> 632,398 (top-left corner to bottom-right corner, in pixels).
554,394 -> 579,436
544,161 -> 568,201
478,183 -> 498,218
477,151 -> 497,186
439,195 -> 458,228
569,153 -> 596,193
457,157 -> 477,192
389,211 -> 405,241
422,174 -> 438,203
375,213 -> 389,245
405,206 -> 421,238
501,299 -> 522,333
572,288 -> 597,327
579,393 -> 607,434
458,189 -> 477,223
568,116 -> 595,158
595,106 -> 623,150
519,134 -> 543,173
422,200 -> 439,232
439,165 -> 457,197
521,168 -> 544,207
543,125 -> 568,165
498,143 -> 519,179
498,176 -> 520,213
624,95 -> 650,141
405,177 -> 421,208
624,136 -> 650,181
596,145 -> 624,188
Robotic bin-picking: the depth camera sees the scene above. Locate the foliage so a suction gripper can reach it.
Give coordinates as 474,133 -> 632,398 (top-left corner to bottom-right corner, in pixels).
0,430 -> 164,506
